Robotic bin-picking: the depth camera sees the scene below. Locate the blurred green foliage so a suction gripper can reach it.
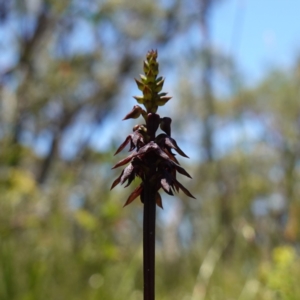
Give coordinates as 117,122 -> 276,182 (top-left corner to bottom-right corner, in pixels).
0,1 -> 300,299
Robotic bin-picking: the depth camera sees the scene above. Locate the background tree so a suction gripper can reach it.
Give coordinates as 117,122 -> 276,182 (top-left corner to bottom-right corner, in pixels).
0,1 -> 300,300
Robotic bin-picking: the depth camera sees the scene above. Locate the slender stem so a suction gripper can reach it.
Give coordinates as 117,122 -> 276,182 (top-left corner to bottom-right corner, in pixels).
143,182 -> 156,300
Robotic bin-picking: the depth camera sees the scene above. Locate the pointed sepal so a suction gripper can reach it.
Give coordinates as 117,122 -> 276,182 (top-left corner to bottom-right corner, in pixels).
112,152 -> 136,169
120,163 -> 134,185
155,192 -> 163,209
110,171 -> 124,190
157,96 -> 172,106
133,95 -> 144,104
161,178 -> 173,195
155,78 -> 165,93
114,136 -> 131,155
174,164 -> 192,178
143,60 -> 150,74
135,78 -> 144,91
174,179 -> 196,199
140,74 -> 147,83
123,105 -> 143,120
123,184 -> 143,207
165,137 -> 189,158
156,134 -> 189,158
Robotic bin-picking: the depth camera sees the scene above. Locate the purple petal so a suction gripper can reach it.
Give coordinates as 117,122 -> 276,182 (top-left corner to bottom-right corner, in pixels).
112,152 -> 136,169
123,184 -> 143,207
120,164 -> 134,184
114,135 -> 132,155
110,170 -> 124,190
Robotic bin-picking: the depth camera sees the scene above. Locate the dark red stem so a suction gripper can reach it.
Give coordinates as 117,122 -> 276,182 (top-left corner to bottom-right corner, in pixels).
143,179 -> 156,300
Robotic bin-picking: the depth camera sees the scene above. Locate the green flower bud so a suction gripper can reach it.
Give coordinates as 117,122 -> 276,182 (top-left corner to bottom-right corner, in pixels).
146,69 -> 155,83
143,85 -> 152,100
135,78 -> 144,91
155,78 -> 164,93
133,95 -> 144,104
143,61 -> 149,73
140,74 -> 147,83
156,96 -> 172,106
